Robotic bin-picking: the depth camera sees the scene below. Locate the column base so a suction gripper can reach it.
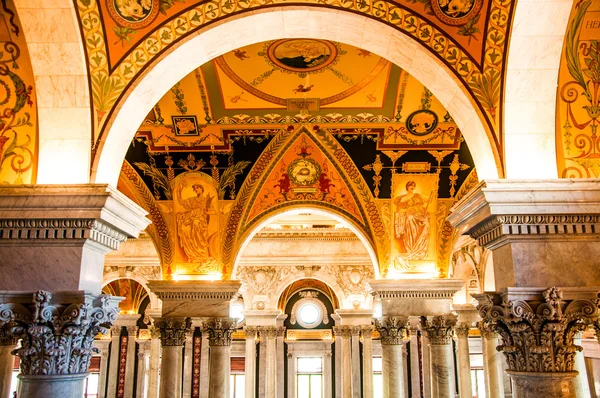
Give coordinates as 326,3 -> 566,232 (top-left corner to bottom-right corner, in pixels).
507,370 -> 578,398
18,373 -> 88,398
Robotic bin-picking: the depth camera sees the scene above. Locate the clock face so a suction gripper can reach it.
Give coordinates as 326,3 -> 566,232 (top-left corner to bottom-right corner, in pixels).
288,158 -> 322,186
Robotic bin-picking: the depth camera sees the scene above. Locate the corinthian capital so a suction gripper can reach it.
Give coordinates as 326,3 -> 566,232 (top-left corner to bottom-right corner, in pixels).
201,318 -> 237,347
420,315 -> 457,345
155,317 -> 192,347
474,287 -> 600,373
0,290 -> 120,375
375,316 -> 409,346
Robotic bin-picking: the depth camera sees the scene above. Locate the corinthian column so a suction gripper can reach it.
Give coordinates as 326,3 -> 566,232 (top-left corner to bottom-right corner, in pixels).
479,325 -> 505,398
261,327 -> 277,398
244,327 -> 258,398
361,325 -> 374,398
334,326 -> 353,398
0,291 -> 121,398
156,317 -> 192,398
420,315 -> 457,398
202,318 -> 237,398
407,317 -> 422,398
0,329 -> 17,398
375,316 -> 409,398
475,287 -> 600,398
455,325 -> 473,398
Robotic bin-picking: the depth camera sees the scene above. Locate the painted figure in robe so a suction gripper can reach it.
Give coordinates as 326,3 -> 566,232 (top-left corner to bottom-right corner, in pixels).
176,183 -> 214,263
394,180 -> 431,260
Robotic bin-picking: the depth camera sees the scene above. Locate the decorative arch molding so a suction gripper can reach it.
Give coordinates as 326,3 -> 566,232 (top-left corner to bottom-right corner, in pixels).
119,160 -> 174,276
88,5 -> 506,187
223,125 -> 384,276
102,274 -> 161,310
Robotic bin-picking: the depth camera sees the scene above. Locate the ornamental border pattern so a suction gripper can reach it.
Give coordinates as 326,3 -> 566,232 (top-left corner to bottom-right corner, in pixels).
76,0 -> 513,172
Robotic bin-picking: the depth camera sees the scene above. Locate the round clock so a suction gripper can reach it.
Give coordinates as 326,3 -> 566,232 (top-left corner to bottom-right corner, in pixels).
287,158 -> 322,186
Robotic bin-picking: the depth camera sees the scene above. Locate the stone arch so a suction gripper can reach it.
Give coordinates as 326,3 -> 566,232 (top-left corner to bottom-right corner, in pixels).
503,0 -> 574,178
13,0 -> 91,183
232,206 -> 379,282
102,274 -> 160,311
93,6 -> 500,188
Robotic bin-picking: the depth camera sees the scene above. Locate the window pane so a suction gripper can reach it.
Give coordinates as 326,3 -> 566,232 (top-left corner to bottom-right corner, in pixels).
310,375 -> 322,398
86,373 -> 99,395
235,375 -> 245,398
298,357 -> 322,373
230,375 -> 235,398
373,357 -> 383,373
476,369 -> 486,397
297,374 -> 310,398
470,353 -> 483,368
373,374 -> 383,398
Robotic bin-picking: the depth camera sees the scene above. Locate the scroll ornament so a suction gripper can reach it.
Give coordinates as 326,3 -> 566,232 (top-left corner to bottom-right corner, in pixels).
476,287 -> 599,373
0,291 -> 120,375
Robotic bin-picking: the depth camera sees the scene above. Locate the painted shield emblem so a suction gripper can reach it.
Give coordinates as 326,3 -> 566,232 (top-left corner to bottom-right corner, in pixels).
406,110 -> 439,136
430,0 -> 483,26
108,0 -> 160,29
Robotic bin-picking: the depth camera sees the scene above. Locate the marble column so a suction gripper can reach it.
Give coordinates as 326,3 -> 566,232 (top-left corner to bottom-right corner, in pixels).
422,334 -> 432,398
276,325 -> 286,398
361,325 -> 374,398
95,340 -> 110,398
480,327 -> 505,398
199,333 -> 210,398
420,315 -> 457,398
407,317 -> 422,398
202,318 -> 237,398
0,291 -> 121,398
455,325 -> 473,398
0,330 -> 17,398
262,327 -> 277,398
334,326 -> 353,398
244,327 -> 258,398
351,326 -> 361,398
147,326 -> 161,398
475,287 -> 600,398
334,328 -> 342,398
106,325 -> 122,397
124,325 -> 139,398
156,317 -> 192,398
573,333 -> 591,398
375,316 -> 409,398
136,341 -> 150,398
183,328 -> 195,397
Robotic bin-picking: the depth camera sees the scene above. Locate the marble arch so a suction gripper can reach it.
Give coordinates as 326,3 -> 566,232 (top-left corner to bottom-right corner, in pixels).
93,6 -> 500,187
231,206 -> 380,282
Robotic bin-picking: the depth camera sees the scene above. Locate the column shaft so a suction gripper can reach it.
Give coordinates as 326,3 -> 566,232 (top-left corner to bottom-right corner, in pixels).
209,346 -> 231,398
574,335 -> 591,398
106,330 -> 121,398
456,327 -> 473,398
481,332 -> 505,398
408,324 -> 421,398
362,326 -> 374,398
147,332 -> 161,398
156,318 -> 192,398
183,333 -> 194,397
276,329 -> 285,398
421,315 -> 457,398
96,343 -> 110,398
422,334 -> 431,398
124,327 -> 138,398
264,329 -> 277,398
351,327 -> 361,398
341,332 -> 352,398
375,316 -> 409,398
244,328 -> 257,398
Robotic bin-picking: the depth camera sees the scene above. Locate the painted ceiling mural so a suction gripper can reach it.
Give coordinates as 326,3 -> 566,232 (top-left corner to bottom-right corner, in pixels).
0,0 -> 37,184
557,0 -> 600,178
120,40 -> 478,280
75,0 -> 515,174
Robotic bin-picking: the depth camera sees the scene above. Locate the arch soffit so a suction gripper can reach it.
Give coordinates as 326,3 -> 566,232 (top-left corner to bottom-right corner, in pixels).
102,273 -> 161,310
226,126 -> 382,276
89,5 -> 505,187
13,0 -> 92,184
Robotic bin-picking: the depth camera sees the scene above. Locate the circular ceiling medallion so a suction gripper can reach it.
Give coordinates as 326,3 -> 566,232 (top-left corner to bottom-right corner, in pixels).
108,0 -> 160,29
267,39 -> 338,73
430,0 -> 482,26
406,109 -> 439,136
